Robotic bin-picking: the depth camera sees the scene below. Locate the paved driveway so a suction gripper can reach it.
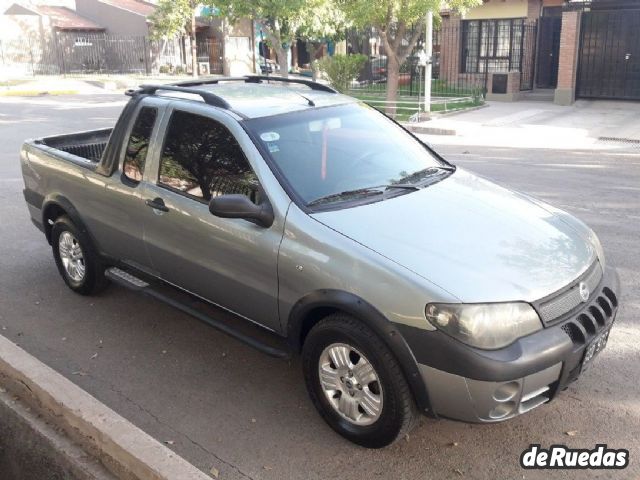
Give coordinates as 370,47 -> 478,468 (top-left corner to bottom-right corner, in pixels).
418,99 -> 640,150
1,95 -> 638,479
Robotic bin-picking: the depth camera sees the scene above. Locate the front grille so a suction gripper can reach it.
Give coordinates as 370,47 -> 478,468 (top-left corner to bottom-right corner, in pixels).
560,288 -> 617,347
538,261 -> 603,324
562,322 -> 585,345
519,385 -> 551,414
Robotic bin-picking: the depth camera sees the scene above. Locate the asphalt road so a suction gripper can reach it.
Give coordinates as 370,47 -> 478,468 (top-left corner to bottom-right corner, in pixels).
1,95 -> 639,480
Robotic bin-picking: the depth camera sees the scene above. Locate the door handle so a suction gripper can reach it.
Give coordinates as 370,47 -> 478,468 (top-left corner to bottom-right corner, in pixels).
145,197 -> 169,212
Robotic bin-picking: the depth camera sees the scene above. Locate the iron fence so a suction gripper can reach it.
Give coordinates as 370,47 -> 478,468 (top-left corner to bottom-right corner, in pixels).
345,24 -> 486,120
196,38 -> 224,75
344,20 -> 537,119
0,33 -> 223,77
519,22 -> 538,90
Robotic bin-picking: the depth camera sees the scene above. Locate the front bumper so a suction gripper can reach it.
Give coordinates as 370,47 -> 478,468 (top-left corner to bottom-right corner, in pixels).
397,265 -> 620,422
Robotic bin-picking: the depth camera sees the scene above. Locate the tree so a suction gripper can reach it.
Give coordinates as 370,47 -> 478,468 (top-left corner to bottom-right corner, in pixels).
338,0 -> 480,114
296,0 -> 350,81
318,54 -> 367,92
149,0 -> 200,78
212,0 -> 313,78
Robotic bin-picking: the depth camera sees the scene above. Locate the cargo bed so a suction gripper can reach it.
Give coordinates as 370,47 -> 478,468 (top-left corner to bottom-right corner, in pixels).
31,128 -> 113,169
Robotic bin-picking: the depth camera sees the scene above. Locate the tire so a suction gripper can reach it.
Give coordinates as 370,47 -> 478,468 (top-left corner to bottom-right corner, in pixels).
51,215 -> 108,295
302,313 -> 416,448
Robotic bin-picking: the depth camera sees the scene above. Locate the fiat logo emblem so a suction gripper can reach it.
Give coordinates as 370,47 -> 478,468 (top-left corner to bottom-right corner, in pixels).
579,282 -> 590,302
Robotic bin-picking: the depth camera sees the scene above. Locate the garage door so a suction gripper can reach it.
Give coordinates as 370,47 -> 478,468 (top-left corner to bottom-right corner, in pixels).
577,9 -> 640,100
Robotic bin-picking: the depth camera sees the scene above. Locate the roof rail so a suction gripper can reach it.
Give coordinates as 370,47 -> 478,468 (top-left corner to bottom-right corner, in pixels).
129,84 -> 232,109
169,75 -> 338,93
171,77 -> 249,87
125,75 -> 337,109
244,75 -> 337,93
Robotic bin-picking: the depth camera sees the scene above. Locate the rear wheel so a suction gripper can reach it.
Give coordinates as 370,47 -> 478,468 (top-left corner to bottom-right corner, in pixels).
51,215 -> 107,295
302,313 -> 416,448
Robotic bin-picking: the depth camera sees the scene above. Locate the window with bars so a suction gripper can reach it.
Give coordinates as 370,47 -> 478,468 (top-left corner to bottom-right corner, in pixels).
461,18 -> 525,73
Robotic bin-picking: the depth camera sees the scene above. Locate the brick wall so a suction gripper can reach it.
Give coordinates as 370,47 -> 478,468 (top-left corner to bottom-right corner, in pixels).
440,14 -> 461,83
527,0 -> 542,20
486,71 -> 522,100
556,11 -> 581,90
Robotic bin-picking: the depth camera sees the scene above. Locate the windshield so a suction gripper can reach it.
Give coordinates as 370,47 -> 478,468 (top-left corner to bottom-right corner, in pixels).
244,103 -> 448,208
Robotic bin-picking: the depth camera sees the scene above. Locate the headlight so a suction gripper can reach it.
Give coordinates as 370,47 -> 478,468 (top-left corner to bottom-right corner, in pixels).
587,229 -> 606,268
425,302 -> 542,349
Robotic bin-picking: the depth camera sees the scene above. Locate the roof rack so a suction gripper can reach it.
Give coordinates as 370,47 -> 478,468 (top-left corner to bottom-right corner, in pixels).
125,75 -> 337,110
244,75 -> 337,93
171,75 -> 338,93
128,84 -> 232,109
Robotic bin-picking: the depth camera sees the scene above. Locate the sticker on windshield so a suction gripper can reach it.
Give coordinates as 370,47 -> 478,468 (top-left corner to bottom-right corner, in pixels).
267,143 -> 280,153
260,131 -> 280,142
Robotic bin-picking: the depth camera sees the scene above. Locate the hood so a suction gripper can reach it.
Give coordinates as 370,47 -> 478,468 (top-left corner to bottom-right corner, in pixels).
312,169 -> 596,303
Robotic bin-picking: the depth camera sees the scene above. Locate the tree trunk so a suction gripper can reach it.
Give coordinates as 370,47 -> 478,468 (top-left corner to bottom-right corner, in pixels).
291,41 -> 298,69
257,20 -> 288,78
190,13 -> 198,78
306,42 -> 323,81
276,44 -> 289,77
380,19 -> 425,117
385,54 -> 399,117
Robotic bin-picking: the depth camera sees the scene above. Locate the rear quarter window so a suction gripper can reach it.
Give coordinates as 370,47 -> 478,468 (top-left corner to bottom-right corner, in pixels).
122,106 -> 157,183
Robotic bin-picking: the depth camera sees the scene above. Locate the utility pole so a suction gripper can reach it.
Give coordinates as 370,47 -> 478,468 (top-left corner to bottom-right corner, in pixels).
424,11 -> 433,114
190,8 -> 198,78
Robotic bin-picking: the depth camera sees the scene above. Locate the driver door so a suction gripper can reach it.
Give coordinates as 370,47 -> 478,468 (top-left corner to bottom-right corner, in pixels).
141,103 -> 284,332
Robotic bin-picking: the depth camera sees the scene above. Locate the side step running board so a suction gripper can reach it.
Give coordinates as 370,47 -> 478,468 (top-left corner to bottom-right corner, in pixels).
105,267 -> 290,359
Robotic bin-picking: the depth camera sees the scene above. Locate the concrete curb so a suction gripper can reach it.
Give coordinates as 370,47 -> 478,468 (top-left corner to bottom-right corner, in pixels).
434,102 -> 489,118
403,124 -> 457,136
0,335 -> 210,480
0,388 -> 116,479
402,103 -> 490,135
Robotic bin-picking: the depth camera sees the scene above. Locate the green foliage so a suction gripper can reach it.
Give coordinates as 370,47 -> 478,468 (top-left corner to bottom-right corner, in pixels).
212,0 -> 309,44
318,54 -> 368,93
337,0 -> 480,30
210,0 -> 316,74
337,0 -> 481,109
149,0 -> 197,39
297,0 -> 349,43
212,0 -> 308,26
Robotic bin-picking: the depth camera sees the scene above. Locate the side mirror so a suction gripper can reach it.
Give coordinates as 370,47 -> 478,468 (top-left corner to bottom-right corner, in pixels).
208,194 -> 274,228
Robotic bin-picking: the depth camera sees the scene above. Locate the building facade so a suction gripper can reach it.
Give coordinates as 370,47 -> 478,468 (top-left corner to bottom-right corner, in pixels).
440,0 -> 640,104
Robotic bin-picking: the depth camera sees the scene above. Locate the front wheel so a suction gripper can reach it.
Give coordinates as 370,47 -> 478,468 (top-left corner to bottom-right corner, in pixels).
302,313 -> 416,448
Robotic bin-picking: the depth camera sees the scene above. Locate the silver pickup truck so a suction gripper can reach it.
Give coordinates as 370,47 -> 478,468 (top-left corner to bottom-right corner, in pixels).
20,76 -> 620,448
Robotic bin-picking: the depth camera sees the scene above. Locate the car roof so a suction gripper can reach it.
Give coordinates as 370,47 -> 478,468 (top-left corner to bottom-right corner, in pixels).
198,83 -> 357,119
138,77 -> 359,119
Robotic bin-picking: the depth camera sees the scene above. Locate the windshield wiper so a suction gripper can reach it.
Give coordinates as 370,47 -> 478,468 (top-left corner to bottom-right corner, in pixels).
397,166 -> 455,185
307,184 -> 419,207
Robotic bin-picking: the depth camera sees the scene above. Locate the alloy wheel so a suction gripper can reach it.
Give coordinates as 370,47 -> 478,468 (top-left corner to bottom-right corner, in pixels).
318,343 -> 383,426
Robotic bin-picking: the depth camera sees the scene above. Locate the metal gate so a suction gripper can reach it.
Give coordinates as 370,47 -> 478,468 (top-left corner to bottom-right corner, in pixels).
577,9 -> 640,100
536,10 -> 562,88
196,38 -> 223,74
519,21 -> 538,90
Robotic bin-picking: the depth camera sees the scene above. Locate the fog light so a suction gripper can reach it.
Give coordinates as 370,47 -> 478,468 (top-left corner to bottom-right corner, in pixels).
489,401 -> 516,419
493,381 -> 520,402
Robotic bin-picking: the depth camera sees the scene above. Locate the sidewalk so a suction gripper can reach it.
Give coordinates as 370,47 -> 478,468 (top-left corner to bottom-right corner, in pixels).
0,74 -> 200,97
407,99 -> 640,150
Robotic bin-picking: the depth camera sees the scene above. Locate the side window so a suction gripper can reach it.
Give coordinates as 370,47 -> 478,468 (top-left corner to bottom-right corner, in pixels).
123,107 -> 157,183
158,110 -> 259,202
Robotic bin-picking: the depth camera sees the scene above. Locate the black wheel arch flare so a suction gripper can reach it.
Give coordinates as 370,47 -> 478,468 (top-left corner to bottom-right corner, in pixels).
287,289 -> 434,415
41,194 -> 96,250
